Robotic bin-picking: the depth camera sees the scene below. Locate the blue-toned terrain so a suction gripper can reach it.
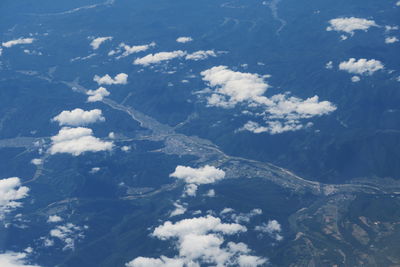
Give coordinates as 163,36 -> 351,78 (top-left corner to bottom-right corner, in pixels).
0,0 -> 400,266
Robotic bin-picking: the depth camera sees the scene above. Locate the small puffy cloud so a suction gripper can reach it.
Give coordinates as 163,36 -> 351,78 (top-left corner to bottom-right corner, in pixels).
90,37 -> 112,50
397,1 -> 400,6
325,61 -> 333,69
255,220 -> 283,241
49,127 -> 113,156
2,38 -> 35,48
0,177 -> 29,219
205,189 -> 215,197
49,223 -> 86,250
326,17 -> 377,35
133,51 -> 186,66
170,202 -> 187,217
201,66 -> 270,108
86,87 -> 110,102
47,215 -> 63,223
385,36 -> 399,44
126,256 -> 184,267
201,66 -> 336,134
127,216 -> 266,267
176,37 -> 193,43
170,165 -> 225,196
351,76 -> 361,82
231,209 -> 263,224
113,42 -> 156,58
0,252 -> 40,267
339,58 -> 384,75
153,215 -> 246,239
89,167 -> 100,174
52,109 -> 105,126
185,50 -> 217,61
30,158 -> 42,166
94,73 -> 128,85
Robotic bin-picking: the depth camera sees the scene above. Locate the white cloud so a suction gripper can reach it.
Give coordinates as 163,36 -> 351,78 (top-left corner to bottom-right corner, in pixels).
255,220 -> 283,241
126,256 -> 184,267
90,37 -> 112,50
385,25 -> 399,32
0,177 -> 29,219
325,61 -> 333,69
170,165 -> 225,197
86,87 -> 110,102
170,202 -> 187,217
47,215 -> 63,223
2,38 -> 35,48
49,223 -> 86,250
385,36 -> 399,44
185,50 -> 217,61
201,66 -> 270,108
183,184 -> 198,197
30,158 -> 42,166
113,42 -> 156,58
351,76 -> 361,82
201,66 -> 336,134
205,189 -> 215,197
94,73 -> 128,85
397,1 -> 400,6
49,127 -> 113,156
127,216 -> 266,267
176,37 -> 193,43
52,108 -> 105,126
170,165 -> 225,185
0,252 -> 40,267
231,209 -> 263,224
339,58 -> 384,75
153,216 -> 246,239
121,145 -> 131,152
133,51 -> 186,66
90,167 -> 101,174
326,17 -> 377,35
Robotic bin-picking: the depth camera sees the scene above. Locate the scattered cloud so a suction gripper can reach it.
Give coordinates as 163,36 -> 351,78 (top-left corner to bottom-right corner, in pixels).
385,25 -> 399,32
170,201 -> 187,217
385,36 -> 399,44
326,17 -> 377,35
90,167 -> 101,174
127,216 -> 266,267
0,177 -> 29,219
0,252 -> 40,267
110,42 -> 156,58
90,37 -> 112,50
231,209 -> 263,224
351,76 -> 361,82
339,58 -> 384,75
170,165 -> 225,185
86,87 -> 110,102
2,38 -> 35,48
133,51 -> 186,66
176,37 -> 193,43
52,108 -> 105,126
94,73 -> 128,85
49,223 -> 87,250
201,66 -> 336,134
170,165 -> 225,196
47,215 -> 63,223
205,189 -> 215,197
186,50 -> 217,61
255,220 -> 283,241
30,158 -> 42,166
325,61 -> 333,69
49,127 -> 113,156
